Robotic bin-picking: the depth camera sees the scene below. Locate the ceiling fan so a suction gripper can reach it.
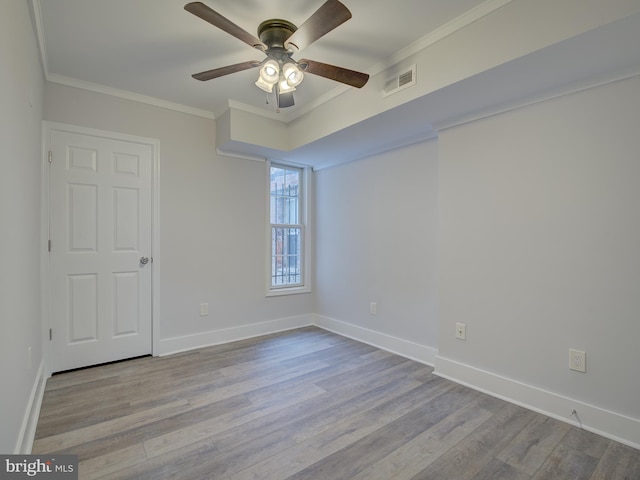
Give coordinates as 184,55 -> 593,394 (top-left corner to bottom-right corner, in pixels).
184,0 -> 370,109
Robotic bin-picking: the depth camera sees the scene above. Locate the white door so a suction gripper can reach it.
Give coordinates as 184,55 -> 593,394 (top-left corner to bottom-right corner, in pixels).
49,128 -> 153,372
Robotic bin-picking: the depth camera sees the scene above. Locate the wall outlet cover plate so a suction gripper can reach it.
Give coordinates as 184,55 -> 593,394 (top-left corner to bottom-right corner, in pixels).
569,349 -> 586,373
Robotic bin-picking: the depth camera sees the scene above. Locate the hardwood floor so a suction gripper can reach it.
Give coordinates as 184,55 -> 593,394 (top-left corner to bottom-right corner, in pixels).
33,327 -> 640,479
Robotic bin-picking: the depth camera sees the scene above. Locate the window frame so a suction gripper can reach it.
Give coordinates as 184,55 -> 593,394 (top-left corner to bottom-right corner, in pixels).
265,160 -> 312,297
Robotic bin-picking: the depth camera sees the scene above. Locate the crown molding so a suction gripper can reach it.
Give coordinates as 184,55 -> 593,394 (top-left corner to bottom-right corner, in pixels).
31,0 -> 214,120
242,0 -> 514,125
226,99 -> 286,122
288,0 -> 514,122
370,0 -> 513,78
47,74 -> 215,120
30,0 -> 512,124
29,0 -> 48,78
215,147 -> 266,163
434,67 -> 640,133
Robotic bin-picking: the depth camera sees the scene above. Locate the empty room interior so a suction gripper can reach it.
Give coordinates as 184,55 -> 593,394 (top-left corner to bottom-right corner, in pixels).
2,0 -> 640,478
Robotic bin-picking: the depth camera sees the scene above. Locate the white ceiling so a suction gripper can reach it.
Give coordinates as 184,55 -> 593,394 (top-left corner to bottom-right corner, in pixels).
33,1 -> 640,167
35,0 -> 487,119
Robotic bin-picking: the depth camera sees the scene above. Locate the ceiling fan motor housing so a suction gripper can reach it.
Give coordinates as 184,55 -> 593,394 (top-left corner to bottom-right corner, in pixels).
258,19 -> 298,56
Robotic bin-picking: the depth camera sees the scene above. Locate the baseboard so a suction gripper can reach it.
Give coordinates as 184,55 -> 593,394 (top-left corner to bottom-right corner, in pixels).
157,314 -> 314,356
149,314 -> 640,450
313,314 -> 438,366
15,359 -> 47,454
434,355 -> 640,450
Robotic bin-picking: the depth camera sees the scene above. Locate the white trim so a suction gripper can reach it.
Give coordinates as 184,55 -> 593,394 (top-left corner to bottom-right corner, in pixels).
314,315 -> 438,366
151,136 -> 161,359
265,162 -> 313,297
31,0 -> 213,120
41,121 -> 161,365
369,0 -> 513,79
158,314 -> 314,356
311,130 -> 439,172
434,355 -> 640,450
435,68 -> 640,133
24,306 -> 640,450
29,0 -> 48,77
227,99 -> 287,123
265,285 -> 312,297
47,74 -> 215,120
40,123 -> 52,378
265,161 -> 272,294
287,0 -> 514,123
43,121 -> 161,149
216,147 -> 266,163
15,360 -> 47,454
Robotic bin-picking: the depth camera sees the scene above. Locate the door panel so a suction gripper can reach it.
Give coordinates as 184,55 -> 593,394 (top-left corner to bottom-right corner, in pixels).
113,271 -> 139,336
68,273 -> 98,343
68,183 -> 98,252
50,129 -> 153,372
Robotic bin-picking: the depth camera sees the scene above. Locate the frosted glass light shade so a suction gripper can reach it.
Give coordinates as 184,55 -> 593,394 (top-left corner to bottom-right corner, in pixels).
259,60 -> 279,83
283,62 -> 304,87
255,77 -> 274,92
278,77 -> 296,94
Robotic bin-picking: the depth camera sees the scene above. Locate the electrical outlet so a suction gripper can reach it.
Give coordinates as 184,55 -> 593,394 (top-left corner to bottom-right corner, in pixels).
569,349 -> 586,373
200,303 -> 209,316
370,302 -> 377,315
455,323 -> 466,340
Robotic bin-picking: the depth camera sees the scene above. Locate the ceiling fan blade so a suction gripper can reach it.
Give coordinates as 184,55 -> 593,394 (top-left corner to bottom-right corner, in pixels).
284,0 -> 352,51
185,2 -> 266,51
299,59 -> 369,88
192,60 -> 260,81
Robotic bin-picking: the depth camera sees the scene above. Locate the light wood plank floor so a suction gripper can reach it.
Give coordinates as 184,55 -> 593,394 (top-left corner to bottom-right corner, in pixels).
33,327 -> 640,479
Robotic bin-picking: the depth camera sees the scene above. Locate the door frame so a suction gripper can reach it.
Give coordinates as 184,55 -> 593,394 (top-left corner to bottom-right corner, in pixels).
40,121 -> 160,377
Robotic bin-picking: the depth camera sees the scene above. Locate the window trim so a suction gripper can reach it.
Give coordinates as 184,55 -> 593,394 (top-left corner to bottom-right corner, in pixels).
266,160 -> 312,297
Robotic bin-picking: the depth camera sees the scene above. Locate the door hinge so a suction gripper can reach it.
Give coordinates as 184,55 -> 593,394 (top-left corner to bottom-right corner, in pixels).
48,150 -> 52,164
49,328 -> 52,341
48,239 -> 52,252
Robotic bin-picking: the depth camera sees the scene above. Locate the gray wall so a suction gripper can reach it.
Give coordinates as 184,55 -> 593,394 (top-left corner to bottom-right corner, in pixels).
314,139 -> 439,350
4,0 -> 640,451
43,83 -> 314,347
0,0 -> 45,453
437,74 -> 640,423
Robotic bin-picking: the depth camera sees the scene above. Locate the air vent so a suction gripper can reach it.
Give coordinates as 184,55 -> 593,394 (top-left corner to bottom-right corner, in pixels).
383,65 -> 416,97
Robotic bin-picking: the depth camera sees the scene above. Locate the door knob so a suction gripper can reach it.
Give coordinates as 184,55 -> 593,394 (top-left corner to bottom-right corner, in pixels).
140,257 -> 150,265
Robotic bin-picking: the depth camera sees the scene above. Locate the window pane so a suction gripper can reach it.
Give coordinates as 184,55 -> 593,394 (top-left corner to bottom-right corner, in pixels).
271,226 -> 301,287
269,164 -> 304,290
270,166 -> 299,225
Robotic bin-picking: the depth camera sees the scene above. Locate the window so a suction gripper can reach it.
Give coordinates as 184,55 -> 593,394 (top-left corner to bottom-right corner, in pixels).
267,162 -> 310,294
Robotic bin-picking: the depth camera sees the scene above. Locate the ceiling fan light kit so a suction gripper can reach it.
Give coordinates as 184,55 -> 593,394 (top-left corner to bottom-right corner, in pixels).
255,59 -> 280,92
278,77 -> 296,94
184,0 -> 369,109
254,58 -> 304,94
255,76 -> 274,93
283,62 -> 304,87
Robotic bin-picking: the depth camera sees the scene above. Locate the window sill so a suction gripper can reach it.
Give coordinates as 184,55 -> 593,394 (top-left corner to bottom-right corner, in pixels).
266,286 -> 311,297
